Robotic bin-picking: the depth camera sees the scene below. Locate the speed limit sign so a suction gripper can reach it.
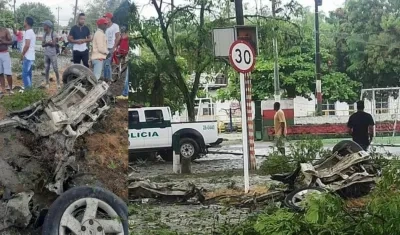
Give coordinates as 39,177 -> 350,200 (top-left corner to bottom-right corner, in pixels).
229,40 -> 256,73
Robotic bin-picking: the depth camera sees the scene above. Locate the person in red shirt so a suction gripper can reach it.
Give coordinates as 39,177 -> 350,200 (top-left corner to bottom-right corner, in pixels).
16,28 -> 23,52
112,25 -> 129,65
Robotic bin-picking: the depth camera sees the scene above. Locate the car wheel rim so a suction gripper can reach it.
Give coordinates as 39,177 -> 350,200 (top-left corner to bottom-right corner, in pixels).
180,143 -> 194,158
59,198 -> 124,235
290,189 -> 323,207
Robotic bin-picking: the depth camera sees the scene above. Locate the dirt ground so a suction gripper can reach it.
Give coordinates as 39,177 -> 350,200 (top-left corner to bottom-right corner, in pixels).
82,100 -> 128,200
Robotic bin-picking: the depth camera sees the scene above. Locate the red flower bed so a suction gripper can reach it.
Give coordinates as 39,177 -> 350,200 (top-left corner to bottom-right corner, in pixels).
266,122 -> 400,136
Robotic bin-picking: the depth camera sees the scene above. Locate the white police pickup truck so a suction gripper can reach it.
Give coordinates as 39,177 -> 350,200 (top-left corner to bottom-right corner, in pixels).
129,106 -> 223,161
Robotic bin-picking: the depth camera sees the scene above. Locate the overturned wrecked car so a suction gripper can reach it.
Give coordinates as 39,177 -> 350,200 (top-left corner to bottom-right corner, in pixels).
272,140 -> 381,211
0,65 -> 128,234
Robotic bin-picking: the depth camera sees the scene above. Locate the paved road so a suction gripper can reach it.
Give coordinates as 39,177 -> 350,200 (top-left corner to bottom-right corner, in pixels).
215,141 -> 400,156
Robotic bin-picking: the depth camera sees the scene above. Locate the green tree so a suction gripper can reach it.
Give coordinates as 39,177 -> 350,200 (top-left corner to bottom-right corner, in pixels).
0,9 -> 14,28
113,0 -> 131,26
130,0 -> 225,121
338,0 -> 400,88
216,9 -> 360,103
16,3 -> 56,28
84,0 -> 124,33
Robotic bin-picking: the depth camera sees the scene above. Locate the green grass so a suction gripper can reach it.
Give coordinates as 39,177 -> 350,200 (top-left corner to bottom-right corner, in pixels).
1,89 -> 47,111
321,136 -> 400,146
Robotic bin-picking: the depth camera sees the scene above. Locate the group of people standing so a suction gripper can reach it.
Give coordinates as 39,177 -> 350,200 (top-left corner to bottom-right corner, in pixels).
0,12 -> 130,99
67,12 -> 129,99
0,17 -> 36,94
68,13 -> 129,82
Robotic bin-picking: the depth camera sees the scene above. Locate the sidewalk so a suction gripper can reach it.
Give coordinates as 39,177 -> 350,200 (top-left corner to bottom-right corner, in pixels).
219,133 -> 243,142
219,133 -> 400,147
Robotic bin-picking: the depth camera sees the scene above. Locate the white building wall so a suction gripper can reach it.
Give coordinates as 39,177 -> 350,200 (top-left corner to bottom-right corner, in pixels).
174,91 -> 400,124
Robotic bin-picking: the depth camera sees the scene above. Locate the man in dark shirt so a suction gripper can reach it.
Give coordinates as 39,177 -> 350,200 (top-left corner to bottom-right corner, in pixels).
68,13 -> 92,68
347,100 -> 375,151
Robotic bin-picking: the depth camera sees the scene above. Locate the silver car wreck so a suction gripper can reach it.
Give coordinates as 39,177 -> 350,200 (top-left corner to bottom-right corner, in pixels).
273,140 -> 381,211
0,65 -> 128,234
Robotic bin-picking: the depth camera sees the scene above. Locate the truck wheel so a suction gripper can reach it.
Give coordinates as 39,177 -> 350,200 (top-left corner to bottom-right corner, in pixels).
180,138 -> 200,160
42,186 -> 128,235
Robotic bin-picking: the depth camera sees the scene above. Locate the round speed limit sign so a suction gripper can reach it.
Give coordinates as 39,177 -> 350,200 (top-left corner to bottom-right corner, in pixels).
229,40 -> 256,73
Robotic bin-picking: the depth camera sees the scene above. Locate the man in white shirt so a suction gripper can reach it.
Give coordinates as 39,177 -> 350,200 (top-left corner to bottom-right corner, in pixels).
103,12 -> 120,82
21,17 -> 36,89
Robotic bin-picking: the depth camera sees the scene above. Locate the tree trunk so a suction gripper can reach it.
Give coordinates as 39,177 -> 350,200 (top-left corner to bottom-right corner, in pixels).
186,98 -> 195,122
150,77 -> 164,106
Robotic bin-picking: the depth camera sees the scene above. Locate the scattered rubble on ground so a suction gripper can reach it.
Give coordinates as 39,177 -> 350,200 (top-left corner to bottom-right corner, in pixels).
0,64 -> 128,233
129,140 -> 382,233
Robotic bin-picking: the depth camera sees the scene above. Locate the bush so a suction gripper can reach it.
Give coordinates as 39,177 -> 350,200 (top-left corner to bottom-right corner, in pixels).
258,151 -> 295,175
225,159 -> 400,235
259,138 -> 328,175
1,89 -> 47,111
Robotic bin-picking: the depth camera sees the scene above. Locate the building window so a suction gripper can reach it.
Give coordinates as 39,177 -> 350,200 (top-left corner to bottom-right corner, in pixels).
202,103 -> 215,116
375,98 -> 389,114
349,104 -> 355,115
322,102 -> 335,116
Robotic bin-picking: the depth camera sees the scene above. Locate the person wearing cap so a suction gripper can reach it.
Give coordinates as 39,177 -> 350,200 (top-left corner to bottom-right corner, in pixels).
42,20 -> 61,89
91,18 -> 109,81
103,12 -> 120,82
68,13 -> 92,68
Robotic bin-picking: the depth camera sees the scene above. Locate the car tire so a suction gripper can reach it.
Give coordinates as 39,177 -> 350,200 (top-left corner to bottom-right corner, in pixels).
332,140 -> 364,156
179,138 -> 200,161
42,186 -> 128,235
62,64 -> 97,85
284,187 -> 327,212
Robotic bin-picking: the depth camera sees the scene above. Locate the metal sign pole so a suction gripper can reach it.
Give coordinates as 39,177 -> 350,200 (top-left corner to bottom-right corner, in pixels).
228,40 -> 256,194
240,72 -> 250,193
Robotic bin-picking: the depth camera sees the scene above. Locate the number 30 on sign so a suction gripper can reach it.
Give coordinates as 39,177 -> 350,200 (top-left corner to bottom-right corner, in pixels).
229,40 -> 256,73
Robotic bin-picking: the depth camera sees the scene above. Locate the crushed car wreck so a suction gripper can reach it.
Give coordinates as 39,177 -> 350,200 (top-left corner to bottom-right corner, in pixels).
0,65 -> 128,234
272,140 -> 381,211
129,140 -> 381,213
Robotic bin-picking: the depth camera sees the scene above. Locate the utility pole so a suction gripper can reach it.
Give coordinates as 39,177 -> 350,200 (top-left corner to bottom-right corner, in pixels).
234,0 -> 244,25
73,0 -> 78,24
271,0 -> 280,102
315,0 -> 322,115
56,7 -> 61,31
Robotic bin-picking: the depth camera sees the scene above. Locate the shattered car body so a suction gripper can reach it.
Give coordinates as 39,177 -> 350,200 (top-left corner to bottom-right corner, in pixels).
0,65 -> 127,234
299,150 -> 378,192
272,140 -> 381,211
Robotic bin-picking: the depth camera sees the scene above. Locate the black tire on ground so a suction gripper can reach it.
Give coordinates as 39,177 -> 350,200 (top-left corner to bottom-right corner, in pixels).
179,137 -> 200,161
332,140 -> 364,156
129,152 -> 157,163
159,150 -> 173,162
284,187 -> 327,212
336,182 -> 374,199
62,64 -> 97,85
42,186 -> 128,235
